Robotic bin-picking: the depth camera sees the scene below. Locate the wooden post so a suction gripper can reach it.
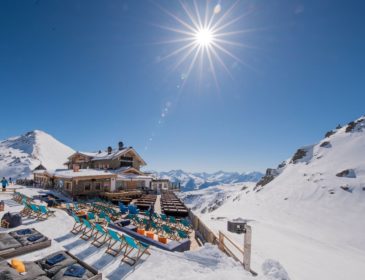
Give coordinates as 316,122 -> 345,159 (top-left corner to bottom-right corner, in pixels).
218,231 -> 224,251
243,225 -> 252,271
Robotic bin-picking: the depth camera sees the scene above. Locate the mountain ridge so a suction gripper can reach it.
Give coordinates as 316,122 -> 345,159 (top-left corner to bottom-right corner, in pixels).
151,169 -> 263,191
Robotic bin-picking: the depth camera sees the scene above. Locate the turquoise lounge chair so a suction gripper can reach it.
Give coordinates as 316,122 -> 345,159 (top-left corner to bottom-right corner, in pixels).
29,204 -> 41,219
91,223 -> 110,247
122,235 -> 150,266
71,214 -> 83,234
105,229 -> 126,257
38,205 -> 55,220
180,219 -> 193,232
162,224 -> 176,239
87,212 -> 96,222
80,219 -> 94,240
177,229 -> 189,239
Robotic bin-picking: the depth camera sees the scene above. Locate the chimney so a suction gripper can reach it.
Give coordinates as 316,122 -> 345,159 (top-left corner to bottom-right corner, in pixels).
118,141 -> 124,151
107,146 -> 112,154
73,164 -> 80,172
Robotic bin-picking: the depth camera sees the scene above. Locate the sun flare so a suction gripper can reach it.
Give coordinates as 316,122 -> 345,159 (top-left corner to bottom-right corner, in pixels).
156,1 -> 254,88
195,28 -> 214,47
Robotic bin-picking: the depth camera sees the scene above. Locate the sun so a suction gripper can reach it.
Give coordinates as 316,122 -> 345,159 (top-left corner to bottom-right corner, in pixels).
195,28 -> 214,47
155,1 -> 254,88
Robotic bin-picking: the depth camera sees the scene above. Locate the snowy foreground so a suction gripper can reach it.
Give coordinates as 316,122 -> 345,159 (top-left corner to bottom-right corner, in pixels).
180,118 -> 365,280
0,186 -> 281,280
181,182 -> 365,280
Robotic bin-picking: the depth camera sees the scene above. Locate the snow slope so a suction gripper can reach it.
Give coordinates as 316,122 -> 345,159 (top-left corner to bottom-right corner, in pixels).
0,130 -> 75,179
180,115 -> 365,280
152,170 -> 263,191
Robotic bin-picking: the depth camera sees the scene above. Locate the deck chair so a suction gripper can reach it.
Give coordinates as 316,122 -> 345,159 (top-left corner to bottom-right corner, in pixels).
160,213 -> 168,223
142,219 -> 149,229
150,221 -> 161,234
91,223 -> 111,247
87,212 -> 96,222
103,215 -> 111,226
176,229 -> 189,240
71,214 -> 83,234
20,202 -> 32,217
99,211 -> 107,219
128,205 -> 139,215
169,216 -> 177,226
161,224 -> 176,240
80,219 -> 94,240
122,235 -> 150,266
179,219 -> 193,232
29,204 -> 41,219
38,205 -> 56,220
126,214 -> 136,220
105,229 -> 126,257
119,204 -> 128,214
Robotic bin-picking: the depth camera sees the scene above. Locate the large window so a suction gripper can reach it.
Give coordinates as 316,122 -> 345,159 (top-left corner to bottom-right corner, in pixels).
84,184 -> 91,191
120,156 -> 133,167
95,183 -> 101,190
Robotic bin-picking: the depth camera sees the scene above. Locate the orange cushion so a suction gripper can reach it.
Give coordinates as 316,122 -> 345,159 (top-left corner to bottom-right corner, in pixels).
137,228 -> 145,235
11,259 -> 26,273
146,231 -> 154,239
158,236 -> 168,244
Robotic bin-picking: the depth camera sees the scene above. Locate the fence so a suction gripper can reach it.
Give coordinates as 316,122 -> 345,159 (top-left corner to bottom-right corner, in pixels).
188,209 -> 253,273
188,210 -> 218,244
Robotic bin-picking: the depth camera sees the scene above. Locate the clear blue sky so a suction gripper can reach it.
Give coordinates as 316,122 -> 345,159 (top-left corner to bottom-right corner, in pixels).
0,0 -> 364,172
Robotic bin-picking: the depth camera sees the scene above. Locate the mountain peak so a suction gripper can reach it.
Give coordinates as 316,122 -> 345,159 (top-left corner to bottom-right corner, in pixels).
0,130 -> 75,179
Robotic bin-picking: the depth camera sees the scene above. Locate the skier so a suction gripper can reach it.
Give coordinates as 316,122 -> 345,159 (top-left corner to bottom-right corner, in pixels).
9,177 -> 12,186
1,177 -> 8,192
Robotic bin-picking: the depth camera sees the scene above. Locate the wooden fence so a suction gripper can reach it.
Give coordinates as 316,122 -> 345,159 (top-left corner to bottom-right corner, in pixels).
188,210 -> 253,273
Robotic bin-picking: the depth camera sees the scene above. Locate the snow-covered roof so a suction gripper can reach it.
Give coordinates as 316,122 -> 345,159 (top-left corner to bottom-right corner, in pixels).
36,168 -> 117,179
117,173 -> 153,180
68,147 -> 147,165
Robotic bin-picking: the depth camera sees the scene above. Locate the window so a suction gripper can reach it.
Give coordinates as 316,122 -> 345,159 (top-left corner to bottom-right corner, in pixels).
95,183 -> 101,190
84,184 -> 91,191
120,156 -> 133,167
65,182 -> 71,190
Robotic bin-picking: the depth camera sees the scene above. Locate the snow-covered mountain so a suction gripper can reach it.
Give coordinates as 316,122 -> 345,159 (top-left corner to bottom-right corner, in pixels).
152,170 -> 263,191
180,115 -> 365,280
0,130 -> 75,179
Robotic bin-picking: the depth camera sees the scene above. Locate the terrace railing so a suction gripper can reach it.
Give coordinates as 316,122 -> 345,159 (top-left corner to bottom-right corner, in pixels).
188,209 -> 254,274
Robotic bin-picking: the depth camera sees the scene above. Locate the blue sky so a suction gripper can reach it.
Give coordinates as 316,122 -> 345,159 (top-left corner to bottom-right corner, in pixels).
0,0 -> 364,172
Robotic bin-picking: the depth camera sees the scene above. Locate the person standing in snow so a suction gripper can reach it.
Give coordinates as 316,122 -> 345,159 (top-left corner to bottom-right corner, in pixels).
9,177 -> 12,186
1,177 -> 8,192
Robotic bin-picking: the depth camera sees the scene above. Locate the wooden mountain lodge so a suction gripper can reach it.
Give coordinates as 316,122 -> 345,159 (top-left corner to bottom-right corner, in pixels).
33,141 -> 172,197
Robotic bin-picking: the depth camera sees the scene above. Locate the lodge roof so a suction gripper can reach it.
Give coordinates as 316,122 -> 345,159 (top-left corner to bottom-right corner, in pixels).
34,168 -> 117,179
68,147 -> 147,166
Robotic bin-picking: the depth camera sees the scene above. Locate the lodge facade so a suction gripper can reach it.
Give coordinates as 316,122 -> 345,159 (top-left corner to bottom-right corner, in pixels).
33,141 -> 172,197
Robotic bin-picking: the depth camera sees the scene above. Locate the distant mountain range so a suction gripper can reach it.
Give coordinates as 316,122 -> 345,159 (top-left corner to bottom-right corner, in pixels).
151,170 -> 263,191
